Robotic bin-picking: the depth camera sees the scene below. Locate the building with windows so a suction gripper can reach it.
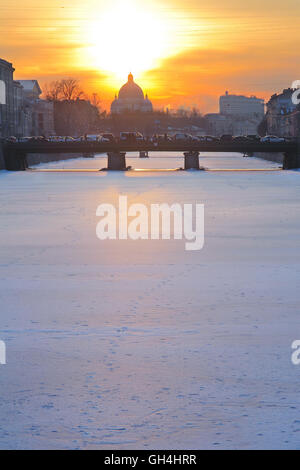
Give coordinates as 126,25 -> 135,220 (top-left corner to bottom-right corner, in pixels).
0,58 -> 15,137
0,58 -> 55,138
13,80 -> 24,136
18,80 -> 54,136
204,91 -> 265,136
220,91 -> 265,117
266,88 -> 300,138
111,73 -> 153,114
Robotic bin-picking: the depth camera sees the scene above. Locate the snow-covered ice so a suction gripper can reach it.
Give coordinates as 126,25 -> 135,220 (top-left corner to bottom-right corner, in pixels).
0,152 -> 299,449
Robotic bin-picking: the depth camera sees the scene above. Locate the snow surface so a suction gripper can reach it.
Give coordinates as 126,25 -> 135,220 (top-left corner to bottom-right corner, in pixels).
0,152 -> 299,450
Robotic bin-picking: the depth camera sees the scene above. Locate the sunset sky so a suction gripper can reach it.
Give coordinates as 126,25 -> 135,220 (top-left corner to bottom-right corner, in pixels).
1,0 -> 299,112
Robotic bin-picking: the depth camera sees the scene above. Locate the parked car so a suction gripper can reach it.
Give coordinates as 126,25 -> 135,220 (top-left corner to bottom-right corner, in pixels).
17,136 -> 33,143
233,136 -> 251,143
27,136 -> 48,142
100,133 -> 115,143
246,135 -> 261,142
151,134 -> 173,145
198,135 -> 219,142
5,136 -> 17,143
83,134 -> 101,142
120,132 -> 144,143
220,134 -> 233,142
119,132 -> 126,141
48,136 -> 66,143
172,133 -> 193,142
136,132 -> 144,142
261,135 -> 285,143
159,134 -> 172,142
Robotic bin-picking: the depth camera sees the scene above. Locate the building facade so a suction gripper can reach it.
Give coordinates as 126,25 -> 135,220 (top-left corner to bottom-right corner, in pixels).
111,73 -> 153,114
13,80 -> 25,136
266,88 -> 300,138
0,58 -> 55,138
19,80 -> 54,136
205,114 -> 229,136
220,91 -> 265,117
205,91 -> 265,136
0,58 -> 15,137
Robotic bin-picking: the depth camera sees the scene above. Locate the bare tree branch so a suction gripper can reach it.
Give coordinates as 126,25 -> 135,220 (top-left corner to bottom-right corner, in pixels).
89,92 -> 101,110
43,80 -> 63,101
60,78 -> 84,101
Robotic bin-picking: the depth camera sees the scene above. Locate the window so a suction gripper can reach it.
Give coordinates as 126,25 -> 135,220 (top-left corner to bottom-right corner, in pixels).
0,80 -> 5,104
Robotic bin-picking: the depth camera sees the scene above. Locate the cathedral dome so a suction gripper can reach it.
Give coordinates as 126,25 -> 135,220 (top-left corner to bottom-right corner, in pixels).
110,94 -> 119,113
111,73 -> 153,114
118,73 -> 144,100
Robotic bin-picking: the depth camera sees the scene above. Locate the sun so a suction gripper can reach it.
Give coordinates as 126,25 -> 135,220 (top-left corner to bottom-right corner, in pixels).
82,0 -> 172,83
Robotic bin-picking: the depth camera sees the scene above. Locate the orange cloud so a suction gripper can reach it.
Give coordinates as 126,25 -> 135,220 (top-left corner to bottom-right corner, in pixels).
1,0 -> 299,113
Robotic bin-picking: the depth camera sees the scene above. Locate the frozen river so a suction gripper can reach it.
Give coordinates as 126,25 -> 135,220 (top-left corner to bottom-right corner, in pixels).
0,152 -> 299,449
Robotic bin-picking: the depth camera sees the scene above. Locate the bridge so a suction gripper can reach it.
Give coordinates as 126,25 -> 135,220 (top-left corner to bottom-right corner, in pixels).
2,140 -> 300,171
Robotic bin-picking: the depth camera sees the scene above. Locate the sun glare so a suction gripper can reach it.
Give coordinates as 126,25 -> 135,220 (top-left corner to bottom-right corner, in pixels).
83,0 -> 172,84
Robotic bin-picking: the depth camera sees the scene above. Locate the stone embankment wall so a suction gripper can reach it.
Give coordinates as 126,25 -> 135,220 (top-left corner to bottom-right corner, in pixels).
0,144 -> 5,169
254,152 -> 284,165
0,146 -> 87,170
26,153 -> 83,166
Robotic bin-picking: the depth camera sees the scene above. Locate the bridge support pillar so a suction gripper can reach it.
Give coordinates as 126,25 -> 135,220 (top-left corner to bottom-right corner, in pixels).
107,152 -> 127,170
3,149 -> 28,171
184,151 -> 200,170
283,138 -> 300,169
283,152 -> 299,169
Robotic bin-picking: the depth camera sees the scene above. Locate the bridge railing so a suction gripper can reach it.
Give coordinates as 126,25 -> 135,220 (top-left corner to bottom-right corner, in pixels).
1,140 -> 299,170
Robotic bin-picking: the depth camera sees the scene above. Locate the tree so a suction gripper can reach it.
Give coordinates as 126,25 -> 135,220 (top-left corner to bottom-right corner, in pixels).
53,99 -> 101,135
43,80 -> 63,101
89,92 -> 101,110
42,78 -> 103,135
43,78 -> 83,102
60,78 -> 84,101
